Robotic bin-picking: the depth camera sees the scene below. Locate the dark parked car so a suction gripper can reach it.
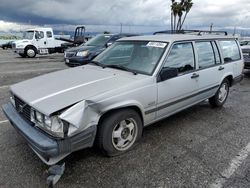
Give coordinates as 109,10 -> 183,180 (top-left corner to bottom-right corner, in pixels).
241,45 -> 250,69
240,40 -> 250,46
1,41 -> 13,49
64,33 -> 137,67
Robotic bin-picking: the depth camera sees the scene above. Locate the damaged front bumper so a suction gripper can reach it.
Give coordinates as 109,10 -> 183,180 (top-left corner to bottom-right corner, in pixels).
2,102 -> 97,165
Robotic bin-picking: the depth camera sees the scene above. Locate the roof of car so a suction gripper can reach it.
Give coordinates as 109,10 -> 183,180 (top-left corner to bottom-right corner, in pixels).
118,34 -> 236,43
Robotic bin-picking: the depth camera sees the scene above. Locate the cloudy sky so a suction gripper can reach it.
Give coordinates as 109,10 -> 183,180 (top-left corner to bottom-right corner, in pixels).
0,0 -> 250,33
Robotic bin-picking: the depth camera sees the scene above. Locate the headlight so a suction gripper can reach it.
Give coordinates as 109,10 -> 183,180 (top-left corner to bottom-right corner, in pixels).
36,111 -> 43,123
31,109 -> 66,138
16,45 -> 24,48
76,50 -> 89,57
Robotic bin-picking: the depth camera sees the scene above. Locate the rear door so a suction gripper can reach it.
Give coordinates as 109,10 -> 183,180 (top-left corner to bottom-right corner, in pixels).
157,42 -> 199,118
218,40 -> 243,77
45,31 -> 54,48
194,41 -> 223,100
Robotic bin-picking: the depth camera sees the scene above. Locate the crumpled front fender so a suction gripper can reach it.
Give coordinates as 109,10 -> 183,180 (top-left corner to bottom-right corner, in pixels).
59,100 -> 99,137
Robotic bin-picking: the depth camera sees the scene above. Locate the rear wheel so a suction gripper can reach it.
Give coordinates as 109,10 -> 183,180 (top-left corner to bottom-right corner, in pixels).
209,79 -> 230,107
96,109 -> 143,156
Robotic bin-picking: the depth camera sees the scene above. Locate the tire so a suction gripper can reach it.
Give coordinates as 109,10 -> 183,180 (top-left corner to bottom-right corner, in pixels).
96,109 -> 143,156
209,78 -> 230,107
25,47 -> 36,58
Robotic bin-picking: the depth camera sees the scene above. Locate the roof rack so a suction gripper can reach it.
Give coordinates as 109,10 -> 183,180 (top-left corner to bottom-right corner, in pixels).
153,30 -> 228,36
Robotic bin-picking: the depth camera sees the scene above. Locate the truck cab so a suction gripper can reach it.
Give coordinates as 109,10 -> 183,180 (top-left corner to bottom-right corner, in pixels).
13,28 -> 65,58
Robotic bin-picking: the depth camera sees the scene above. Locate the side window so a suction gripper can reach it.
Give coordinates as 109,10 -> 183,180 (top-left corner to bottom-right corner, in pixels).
46,31 -> 52,38
219,40 -> 241,63
164,42 -> 195,74
39,31 -> 44,39
196,41 -> 215,69
212,42 -> 221,64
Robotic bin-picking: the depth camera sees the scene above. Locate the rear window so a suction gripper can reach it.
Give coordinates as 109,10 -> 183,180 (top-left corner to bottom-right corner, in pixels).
46,31 -> 52,38
219,40 -> 241,63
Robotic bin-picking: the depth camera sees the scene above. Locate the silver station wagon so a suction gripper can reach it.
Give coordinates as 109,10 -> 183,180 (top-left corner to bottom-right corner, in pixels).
3,33 -> 244,165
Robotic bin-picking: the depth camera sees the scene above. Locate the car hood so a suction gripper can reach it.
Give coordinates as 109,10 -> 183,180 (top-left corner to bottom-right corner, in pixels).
66,45 -> 100,52
11,65 -> 138,115
14,39 -> 32,45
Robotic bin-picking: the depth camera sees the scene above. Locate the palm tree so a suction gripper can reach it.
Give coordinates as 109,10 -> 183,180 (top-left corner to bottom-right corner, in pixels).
176,0 -> 184,30
171,1 -> 178,32
180,0 -> 193,30
171,0 -> 175,32
170,0 -> 193,32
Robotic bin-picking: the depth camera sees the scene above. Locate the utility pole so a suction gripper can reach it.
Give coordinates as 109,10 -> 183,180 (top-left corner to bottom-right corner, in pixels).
233,26 -> 236,36
210,23 -> 213,32
120,23 -> 123,33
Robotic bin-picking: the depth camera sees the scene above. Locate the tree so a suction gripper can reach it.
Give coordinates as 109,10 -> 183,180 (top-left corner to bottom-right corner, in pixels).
170,0 -> 193,32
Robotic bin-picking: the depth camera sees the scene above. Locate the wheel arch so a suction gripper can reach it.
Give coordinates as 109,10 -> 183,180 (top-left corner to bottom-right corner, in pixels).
98,104 -> 144,127
222,74 -> 233,87
24,45 -> 38,54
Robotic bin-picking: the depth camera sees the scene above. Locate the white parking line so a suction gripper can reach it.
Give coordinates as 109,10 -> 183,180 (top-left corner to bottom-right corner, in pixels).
0,120 -> 8,124
210,142 -> 250,188
0,85 -> 9,89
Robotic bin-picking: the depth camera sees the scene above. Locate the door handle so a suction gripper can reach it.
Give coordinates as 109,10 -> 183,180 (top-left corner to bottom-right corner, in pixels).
44,41 -> 47,45
218,66 -> 224,71
191,73 -> 199,79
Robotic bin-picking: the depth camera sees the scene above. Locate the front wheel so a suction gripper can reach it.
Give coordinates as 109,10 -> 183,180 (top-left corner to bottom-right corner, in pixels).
25,47 -> 36,58
96,109 -> 143,156
209,79 -> 230,107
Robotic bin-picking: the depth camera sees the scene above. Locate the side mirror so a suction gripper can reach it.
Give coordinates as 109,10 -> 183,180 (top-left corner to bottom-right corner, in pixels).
158,67 -> 178,82
106,42 -> 113,47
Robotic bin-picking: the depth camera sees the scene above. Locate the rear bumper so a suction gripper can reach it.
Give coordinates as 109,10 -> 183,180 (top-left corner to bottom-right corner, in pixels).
2,102 -> 97,165
245,61 -> 250,69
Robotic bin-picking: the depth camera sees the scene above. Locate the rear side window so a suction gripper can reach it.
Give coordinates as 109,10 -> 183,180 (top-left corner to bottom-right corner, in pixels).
164,42 -> 195,74
47,31 -> 52,38
219,40 -> 241,63
196,41 -> 215,69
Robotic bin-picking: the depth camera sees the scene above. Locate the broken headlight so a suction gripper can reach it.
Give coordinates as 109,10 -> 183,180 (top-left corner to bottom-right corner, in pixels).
31,109 -> 67,138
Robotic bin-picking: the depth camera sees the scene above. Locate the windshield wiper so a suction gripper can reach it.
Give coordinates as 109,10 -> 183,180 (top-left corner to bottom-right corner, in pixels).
90,61 -> 106,68
105,64 -> 137,75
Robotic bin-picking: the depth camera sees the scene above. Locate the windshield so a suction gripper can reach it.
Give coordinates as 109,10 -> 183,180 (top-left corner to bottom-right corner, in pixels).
84,34 -> 112,46
93,41 -> 167,75
23,31 -> 34,40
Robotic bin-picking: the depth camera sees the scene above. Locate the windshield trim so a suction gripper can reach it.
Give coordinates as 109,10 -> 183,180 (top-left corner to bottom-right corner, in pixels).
105,40 -> 169,76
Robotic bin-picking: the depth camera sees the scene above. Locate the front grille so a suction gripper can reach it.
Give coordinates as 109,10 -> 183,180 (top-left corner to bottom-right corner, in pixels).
244,55 -> 250,63
14,96 -> 31,122
65,52 -> 75,58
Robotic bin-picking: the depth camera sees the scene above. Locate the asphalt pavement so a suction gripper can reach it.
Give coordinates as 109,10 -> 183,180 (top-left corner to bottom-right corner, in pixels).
0,49 -> 250,188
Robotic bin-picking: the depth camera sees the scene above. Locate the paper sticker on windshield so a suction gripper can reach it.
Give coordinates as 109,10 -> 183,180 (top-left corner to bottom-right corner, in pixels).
146,42 -> 167,48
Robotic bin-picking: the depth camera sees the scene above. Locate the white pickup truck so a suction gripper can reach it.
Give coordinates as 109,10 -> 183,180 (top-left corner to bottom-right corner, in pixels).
13,28 -> 65,58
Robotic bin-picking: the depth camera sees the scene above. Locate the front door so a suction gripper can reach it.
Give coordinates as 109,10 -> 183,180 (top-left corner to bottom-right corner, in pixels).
157,42 -> 199,118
